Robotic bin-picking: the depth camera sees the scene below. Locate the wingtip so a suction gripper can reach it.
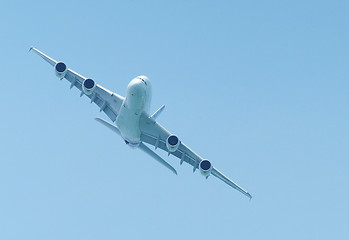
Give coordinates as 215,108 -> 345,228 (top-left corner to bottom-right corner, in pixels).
28,46 -> 34,53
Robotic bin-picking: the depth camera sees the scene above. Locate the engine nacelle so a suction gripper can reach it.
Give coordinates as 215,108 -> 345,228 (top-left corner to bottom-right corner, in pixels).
54,62 -> 68,79
166,135 -> 180,152
199,159 -> 212,177
82,78 -> 96,95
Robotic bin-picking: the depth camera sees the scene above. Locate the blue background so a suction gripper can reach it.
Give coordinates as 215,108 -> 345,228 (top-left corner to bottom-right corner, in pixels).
1,1 -> 348,239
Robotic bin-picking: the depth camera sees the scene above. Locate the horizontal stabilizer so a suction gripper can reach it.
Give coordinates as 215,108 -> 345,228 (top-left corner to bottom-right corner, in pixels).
95,117 -> 121,136
139,142 -> 177,175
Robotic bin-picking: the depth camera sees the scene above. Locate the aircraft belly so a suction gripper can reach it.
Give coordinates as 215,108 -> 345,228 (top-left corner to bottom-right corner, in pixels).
115,78 -> 151,144
115,103 -> 141,143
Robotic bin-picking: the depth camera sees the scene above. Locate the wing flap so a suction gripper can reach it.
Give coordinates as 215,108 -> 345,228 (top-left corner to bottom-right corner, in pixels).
65,71 -> 122,122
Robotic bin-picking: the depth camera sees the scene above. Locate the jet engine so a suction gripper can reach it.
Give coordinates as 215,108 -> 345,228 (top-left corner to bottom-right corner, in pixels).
82,78 -> 96,95
199,159 -> 212,177
166,135 -> 180,152
54,62 -> 68,79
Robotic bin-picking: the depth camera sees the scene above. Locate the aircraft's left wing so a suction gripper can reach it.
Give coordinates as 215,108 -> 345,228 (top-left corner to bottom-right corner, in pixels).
139,114 -> 252,199
30,47 -> 124,122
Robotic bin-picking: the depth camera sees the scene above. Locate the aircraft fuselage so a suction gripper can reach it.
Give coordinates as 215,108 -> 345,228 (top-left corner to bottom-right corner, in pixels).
115,76 -> 152,146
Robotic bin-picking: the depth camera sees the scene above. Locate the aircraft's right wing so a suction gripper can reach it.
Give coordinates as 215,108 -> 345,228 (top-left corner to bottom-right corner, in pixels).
139,114 -> 252,199
30,47 -> 124,122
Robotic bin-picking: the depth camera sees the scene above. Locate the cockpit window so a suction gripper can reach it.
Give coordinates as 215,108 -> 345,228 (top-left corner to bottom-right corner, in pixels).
139,77 -> 147,85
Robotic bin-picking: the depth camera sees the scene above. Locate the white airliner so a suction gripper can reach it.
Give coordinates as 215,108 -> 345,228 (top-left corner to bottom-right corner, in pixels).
30,47 -> 252,199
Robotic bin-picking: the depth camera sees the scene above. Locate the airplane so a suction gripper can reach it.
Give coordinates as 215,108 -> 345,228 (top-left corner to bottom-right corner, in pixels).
30,47 -> 252,199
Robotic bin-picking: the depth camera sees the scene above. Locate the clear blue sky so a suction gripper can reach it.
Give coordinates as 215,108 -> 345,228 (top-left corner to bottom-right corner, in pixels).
1,0 -> 348,239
